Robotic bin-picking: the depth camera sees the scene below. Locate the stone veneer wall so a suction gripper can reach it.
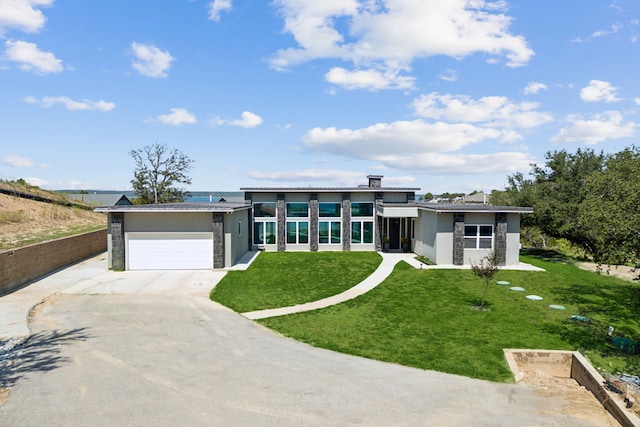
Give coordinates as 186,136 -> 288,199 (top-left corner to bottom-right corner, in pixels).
212,213 -> 225,268
277,194 -> 286,252
0,229 -> 107,294
309,194 -> 319,252
494,212 -> 508,266
342,193 -> 351,251
111,212 -> 125,271
453,213 -> 465,265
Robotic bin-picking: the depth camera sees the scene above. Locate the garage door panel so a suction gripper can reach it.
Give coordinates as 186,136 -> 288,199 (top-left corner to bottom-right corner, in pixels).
127,233 -> 213,270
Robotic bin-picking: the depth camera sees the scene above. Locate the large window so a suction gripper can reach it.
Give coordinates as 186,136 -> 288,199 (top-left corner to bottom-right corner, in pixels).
351,221 -> 374,244
319,221 -> 341,244
319,202 -> 341,244
286,202 -> 308,217
254,221 -> 276,245
253,202 -> 277,245
351,202 -> 374,217
464,225 -> 493,249
319,202 -> 341,217
254,202 -> 276,217
287,221 -> 309,244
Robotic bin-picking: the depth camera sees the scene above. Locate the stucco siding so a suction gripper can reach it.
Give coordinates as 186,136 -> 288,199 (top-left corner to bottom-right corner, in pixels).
435,213 -> 454,264
224,211 -> 249,267
506,213 -> 521,265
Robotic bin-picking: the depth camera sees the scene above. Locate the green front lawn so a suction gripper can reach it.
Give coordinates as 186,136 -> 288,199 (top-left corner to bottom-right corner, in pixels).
210,251 -> 382,312
247,250 -> 640,383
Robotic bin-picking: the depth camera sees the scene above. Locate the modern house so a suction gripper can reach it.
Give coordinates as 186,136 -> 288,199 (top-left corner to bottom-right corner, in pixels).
97,175 -> 532,270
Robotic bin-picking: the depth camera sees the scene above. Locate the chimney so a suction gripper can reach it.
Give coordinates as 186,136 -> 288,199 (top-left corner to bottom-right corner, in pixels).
367,175 -> 383,188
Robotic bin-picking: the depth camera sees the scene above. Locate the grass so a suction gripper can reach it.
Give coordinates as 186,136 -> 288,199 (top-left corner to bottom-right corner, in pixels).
210,251 -> 382,312
0,225 -> 106,251
211,249 -> 640,383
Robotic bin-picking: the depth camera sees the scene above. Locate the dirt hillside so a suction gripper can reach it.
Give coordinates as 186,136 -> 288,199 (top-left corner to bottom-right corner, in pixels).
0,192 -> 107,250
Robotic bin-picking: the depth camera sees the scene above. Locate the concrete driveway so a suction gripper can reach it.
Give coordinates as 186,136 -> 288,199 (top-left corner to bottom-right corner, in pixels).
0,255 -> 617,426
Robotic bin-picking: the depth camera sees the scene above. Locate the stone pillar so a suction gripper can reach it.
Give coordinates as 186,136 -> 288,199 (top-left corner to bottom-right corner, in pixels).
342,193 -> 351,251
277,193 -> 286,252
374,192 -> 383,251
245,192 -> 253,250
213,213 -> 225,269
309,193 -> 318,252
453,213 -> 465,266
110,212 -> 125,271
495,213 -> 508,266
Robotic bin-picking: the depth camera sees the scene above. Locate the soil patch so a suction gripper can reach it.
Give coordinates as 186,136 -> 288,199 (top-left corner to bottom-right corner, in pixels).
577,262 -> 639,282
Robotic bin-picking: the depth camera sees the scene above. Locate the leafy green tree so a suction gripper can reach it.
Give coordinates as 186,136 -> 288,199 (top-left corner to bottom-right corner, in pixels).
579,147 -> 640,266
130,143 -> 194,204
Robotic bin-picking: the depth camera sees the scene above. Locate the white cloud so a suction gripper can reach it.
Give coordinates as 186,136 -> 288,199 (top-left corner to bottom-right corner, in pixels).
1,154 -> 47,168
130,42 -> 175,78
5,40 -> 62,74
270,0 -> 533,90
634,97 -> 640,105
580,80 -> 621,103
24,95 -> 116,111
550,111 -> 636,145
523,81 -> 548,95
325,67 -> 415,91
208,0 -> 231,21
439,69 -> 458,82
379,151 -> 534,175
246,169 -> 417,187
0,0 -> 52,36
411,92 -> 553,129
211,111 -> 263,128
155,108 -> 197,126
592,22 -> 623,38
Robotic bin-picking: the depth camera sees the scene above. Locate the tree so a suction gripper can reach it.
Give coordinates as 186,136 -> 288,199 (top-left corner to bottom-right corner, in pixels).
470,252 -> 500,311
578,147 -> 640,266
130,143 -> 194,204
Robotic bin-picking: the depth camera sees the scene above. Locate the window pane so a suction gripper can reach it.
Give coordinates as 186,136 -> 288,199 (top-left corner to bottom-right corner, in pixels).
254,203 -> 276,217
299,221 -> 309,244
265,222 -> 276,244
287,222 -> 297,244
464,225 -> 477,237
363,221 -> 374,243
479,238 -> 492,249
331,222 -> 341,244
351,222 -> 362,243
464,238 -> 477,249
254,222 -> 264,244
286,203 -> 308,218
319,203 -> 341,217
480,226 -> 493,236
352,202 -> 373,217
319,222 -> 329,244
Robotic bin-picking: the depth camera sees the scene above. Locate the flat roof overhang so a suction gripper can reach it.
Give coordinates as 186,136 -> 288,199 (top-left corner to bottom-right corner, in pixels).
416,203 -> 533,214
94,202 -> 250,214
377,205 -> 419,218
241,187 -> 420,193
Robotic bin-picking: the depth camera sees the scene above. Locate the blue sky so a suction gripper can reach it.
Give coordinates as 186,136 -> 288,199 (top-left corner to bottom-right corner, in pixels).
1,0 -> 639,194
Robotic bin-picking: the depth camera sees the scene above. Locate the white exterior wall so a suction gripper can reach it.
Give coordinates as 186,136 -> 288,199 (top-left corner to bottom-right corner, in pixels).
506,213 -> 521,265
463,212 -> 494,265
434,213 -> 454,264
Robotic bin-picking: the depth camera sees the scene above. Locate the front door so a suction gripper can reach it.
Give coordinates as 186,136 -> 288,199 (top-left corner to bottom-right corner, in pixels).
389,218 -> 401,250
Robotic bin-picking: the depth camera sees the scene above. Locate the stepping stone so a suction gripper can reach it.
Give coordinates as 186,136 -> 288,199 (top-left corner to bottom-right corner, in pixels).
496,281 -> 510,286
509,286 -> 525,292
549,304 -> 565,310
526,295 -> 543,301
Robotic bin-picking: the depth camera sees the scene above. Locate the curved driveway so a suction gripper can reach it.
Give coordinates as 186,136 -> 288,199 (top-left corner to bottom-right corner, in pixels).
0,255 -> 615,426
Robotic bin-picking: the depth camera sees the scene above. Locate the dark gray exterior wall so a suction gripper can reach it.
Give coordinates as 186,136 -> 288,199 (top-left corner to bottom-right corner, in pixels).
453,213 -> 465,266
213,213 -> 225,269
494,212 -> 508,266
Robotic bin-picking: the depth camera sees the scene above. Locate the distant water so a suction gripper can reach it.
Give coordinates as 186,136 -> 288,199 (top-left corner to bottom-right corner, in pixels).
187,196 -> 216,202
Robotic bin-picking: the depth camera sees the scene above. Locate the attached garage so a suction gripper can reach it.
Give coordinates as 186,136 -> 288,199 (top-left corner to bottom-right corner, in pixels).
97,202 -> 251,271
126,232 -> 214,270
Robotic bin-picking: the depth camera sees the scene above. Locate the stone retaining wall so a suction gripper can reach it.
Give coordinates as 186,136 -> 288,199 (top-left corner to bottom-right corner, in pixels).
0,229 -> 107,294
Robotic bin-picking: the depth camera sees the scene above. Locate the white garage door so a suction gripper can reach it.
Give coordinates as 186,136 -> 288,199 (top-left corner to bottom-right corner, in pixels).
126,233 -> 214,270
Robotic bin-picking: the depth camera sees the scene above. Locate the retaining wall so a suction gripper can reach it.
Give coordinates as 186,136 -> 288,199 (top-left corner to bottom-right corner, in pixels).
0,229 -> 107,294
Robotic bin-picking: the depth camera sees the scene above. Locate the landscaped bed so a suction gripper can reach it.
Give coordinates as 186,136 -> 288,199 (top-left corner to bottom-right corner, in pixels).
213,249 -> 640,383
